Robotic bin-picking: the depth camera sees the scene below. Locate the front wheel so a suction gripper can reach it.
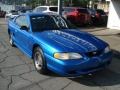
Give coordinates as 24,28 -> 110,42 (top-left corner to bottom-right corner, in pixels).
33,47 -> 48,74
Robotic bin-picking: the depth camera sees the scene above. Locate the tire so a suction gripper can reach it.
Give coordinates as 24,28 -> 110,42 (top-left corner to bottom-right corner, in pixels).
9,33 -> 15,46
33,47 -> 48,74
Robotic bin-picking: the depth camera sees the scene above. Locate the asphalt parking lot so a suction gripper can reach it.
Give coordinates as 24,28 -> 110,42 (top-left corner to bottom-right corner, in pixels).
0,18 -> 120,90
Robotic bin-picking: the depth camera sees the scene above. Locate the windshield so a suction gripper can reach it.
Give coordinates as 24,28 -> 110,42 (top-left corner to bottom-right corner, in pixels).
96,10 -> 106,15
30,15 -> 76,32
10,10 -> 18,15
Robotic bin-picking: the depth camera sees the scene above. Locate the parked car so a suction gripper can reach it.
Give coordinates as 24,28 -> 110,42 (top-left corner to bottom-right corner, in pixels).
0,10 -> 6,17
5,10 -> 19,19
63,7 -> 91,26
87,8 -> 96,25
33,6 -> 58,14
8,13 -> 112,76
95,9 -> 108,25
18,9 -> 33,14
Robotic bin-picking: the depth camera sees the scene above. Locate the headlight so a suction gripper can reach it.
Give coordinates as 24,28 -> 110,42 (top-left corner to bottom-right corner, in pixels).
54,53 -> 82,60
104,46 -> 110,53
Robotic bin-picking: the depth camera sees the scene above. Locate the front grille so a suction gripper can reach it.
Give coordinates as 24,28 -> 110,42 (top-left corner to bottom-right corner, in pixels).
86,50 -> 103,57
82,61 -> 111,72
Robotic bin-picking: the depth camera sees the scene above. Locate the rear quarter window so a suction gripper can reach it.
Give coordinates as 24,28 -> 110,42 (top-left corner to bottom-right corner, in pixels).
49,7 -> 58,12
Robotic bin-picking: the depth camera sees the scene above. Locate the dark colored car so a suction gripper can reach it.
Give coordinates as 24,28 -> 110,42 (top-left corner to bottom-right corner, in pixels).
87,8 -> 97,25
63,7 -> 91,26
0,10 -> 6,17
95,9 -> 108,25
5,10 -> 19,19
8,13 -> 112,77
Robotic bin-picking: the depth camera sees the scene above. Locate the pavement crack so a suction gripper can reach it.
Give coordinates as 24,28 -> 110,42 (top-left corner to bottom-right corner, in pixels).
18,76 -> 44,90
16,70 -> 36,76
0,55 -> 8,64
36,83 -> 44,90
0,63 -> 32,69
19,75 -> 33,83
61,81 -> 72,90
7,76 -> 13,90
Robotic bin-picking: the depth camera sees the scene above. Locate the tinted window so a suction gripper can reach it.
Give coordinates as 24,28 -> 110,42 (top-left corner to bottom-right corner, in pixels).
15,16 -> 29,27
10,10 -> 18,15
96,10 -> 106,15
49,7 -> 58,12
77,9 -> 89,14
64,8 -> 75,12
30,15 -> 76,32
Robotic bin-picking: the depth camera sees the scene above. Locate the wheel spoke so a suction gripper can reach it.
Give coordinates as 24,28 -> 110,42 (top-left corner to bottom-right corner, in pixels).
34,52 -> 43,70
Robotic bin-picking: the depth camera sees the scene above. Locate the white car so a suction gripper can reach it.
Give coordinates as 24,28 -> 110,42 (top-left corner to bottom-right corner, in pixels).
5,10 -> 19,19
33,6 -> 58,14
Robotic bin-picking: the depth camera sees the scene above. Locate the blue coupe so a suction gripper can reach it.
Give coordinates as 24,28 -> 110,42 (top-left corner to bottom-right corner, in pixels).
8,13 -> 112,76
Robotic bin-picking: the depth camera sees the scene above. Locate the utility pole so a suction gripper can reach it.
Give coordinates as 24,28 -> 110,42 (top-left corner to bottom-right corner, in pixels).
58,0 -> 62,15
45,0 -> 48,5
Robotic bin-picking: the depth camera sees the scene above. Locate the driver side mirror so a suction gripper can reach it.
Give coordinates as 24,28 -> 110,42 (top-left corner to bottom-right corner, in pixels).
20,26 -> 29,31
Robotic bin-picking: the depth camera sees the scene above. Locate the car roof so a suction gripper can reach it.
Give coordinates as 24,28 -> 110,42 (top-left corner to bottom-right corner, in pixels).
35,6 -> 58,8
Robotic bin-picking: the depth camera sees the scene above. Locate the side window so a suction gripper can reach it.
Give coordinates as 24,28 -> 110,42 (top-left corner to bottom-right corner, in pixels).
49,7 -> 58,12
30,16 -> 57,32
15,16 -> 29,28
37,7 -> 47,12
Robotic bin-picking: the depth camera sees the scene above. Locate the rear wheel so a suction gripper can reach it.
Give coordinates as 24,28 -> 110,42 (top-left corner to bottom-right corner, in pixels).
33,47 -> 48,74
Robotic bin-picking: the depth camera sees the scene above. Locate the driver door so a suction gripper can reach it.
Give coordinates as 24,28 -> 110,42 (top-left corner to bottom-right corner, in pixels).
14,15 -> 32,54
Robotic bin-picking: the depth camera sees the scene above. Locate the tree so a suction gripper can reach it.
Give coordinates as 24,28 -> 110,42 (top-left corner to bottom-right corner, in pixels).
26,0 -> 45,8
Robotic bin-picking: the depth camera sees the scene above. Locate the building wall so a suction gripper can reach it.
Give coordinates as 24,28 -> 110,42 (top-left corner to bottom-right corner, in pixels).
0,2 -> 15,12
107,0 -> 120,30
97,1 -> 110,12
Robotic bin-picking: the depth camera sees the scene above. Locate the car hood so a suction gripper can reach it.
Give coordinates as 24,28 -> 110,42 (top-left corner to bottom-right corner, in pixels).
33,29 -> 108,53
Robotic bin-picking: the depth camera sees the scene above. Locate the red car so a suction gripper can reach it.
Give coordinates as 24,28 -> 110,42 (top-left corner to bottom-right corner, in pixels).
63,7 -> 91,26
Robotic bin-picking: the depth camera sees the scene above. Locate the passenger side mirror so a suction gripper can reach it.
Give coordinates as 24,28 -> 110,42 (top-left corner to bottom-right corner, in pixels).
20,26 -> 29,31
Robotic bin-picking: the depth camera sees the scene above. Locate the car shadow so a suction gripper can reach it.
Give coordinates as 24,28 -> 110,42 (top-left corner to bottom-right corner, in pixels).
69,49 -> 120,86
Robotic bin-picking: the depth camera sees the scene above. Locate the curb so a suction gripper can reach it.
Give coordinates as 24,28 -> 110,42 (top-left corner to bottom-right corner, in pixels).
81,28 -> 107,32
87,28 -> 107,32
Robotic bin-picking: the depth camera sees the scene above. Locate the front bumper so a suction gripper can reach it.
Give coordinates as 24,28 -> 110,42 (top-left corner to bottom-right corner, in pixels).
45,52 -> 112,77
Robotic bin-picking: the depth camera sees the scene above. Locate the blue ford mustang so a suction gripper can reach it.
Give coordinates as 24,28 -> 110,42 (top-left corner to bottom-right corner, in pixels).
8,13 -> 112,76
